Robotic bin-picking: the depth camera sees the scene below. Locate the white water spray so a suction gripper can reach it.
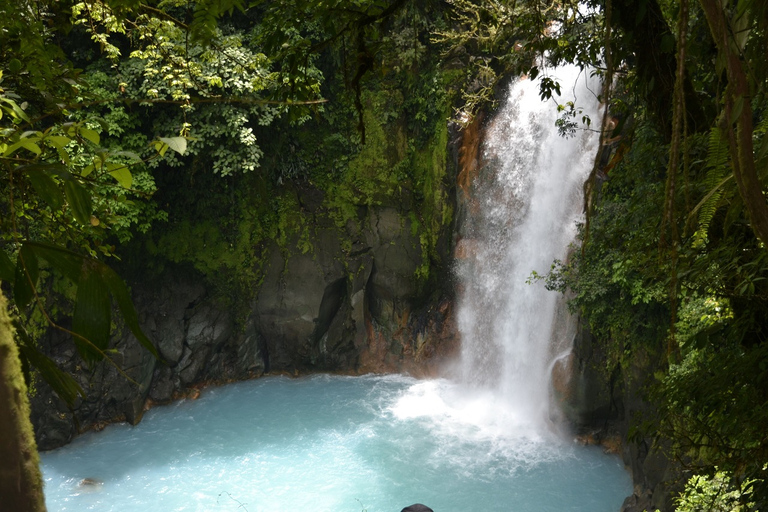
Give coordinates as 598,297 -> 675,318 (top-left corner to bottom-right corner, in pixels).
453,66 -> 600,433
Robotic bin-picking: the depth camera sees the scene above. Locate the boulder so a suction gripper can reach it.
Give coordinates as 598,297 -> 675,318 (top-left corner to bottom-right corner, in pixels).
401,505 -> 434,512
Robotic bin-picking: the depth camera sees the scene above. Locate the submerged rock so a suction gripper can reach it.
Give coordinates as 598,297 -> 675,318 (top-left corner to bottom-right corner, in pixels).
401,505 -> 433,512
78,478 -> 103,488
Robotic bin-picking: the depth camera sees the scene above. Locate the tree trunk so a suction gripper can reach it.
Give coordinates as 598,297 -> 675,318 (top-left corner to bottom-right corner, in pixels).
611,0 -> 708,138
0,292 -> 47,511
699,0 -> 768,252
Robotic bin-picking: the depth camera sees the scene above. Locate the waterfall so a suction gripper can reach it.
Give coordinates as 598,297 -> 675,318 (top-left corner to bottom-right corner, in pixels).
455,66 -> 599,433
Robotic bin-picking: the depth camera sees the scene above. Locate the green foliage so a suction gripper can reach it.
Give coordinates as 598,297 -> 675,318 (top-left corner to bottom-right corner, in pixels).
0,0 -> 197,408
545,122 -> 671,370
540,1 -> 768,498
434,0 -> 604,124
676,471 -> 758,512
689,128 -> 734,248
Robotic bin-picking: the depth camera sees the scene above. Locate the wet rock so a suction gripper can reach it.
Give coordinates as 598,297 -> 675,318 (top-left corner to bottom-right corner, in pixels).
367,207 -> 421,303
620,489 -> 653,512
30,178 -> 457,449
254,228 -> 347,371
567,321 -> 682,511
401,505 -> 434,512
78,478 -> 103,488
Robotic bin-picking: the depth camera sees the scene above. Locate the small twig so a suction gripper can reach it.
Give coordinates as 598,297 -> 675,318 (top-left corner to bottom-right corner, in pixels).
217,491 -> 248,511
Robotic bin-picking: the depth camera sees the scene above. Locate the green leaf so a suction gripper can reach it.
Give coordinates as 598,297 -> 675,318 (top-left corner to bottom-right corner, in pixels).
17,336 -> 85,409
79,127 -> 101,145
3,138 -> 41,156
26,167 -> 64,210
757,134 -> 768,162
64,179 -> 92,224
153,140 -> 169,157
108,165 -> 133,189
19,138 -> 42,155
25,243 -> 159,360
99,264 -> 160,360
0,97 -> 31,123
27,241 -> 84,282
112,150 -> 143,162
93,117 -> 110,133
159,136 -> 187,155
55,146 -> 71,165
8,58 -> 22,73
39,164 -> 72,179
0,250 -> 14,282
731,95 -> 744,125
81,163 -> 95,178
45,135 -> 71,149
72,260 -> 112,364
14,244 -> 39,310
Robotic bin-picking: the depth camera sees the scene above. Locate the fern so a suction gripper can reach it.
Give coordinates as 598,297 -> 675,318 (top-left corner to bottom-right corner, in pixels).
754,114 -> 768,180
690,127 -> 731,248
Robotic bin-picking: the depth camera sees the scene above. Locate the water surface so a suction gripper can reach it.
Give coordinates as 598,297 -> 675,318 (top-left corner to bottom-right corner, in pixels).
42,374 -> 631,512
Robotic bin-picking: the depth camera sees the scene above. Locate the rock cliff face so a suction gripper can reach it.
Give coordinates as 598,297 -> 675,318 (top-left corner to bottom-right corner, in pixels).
30,151 -> 460,452
559,322 -> 680,512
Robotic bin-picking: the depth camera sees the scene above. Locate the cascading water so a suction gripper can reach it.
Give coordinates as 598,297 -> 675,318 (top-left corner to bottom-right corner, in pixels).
392,65 -> 601,443
40,67 -> 632,512
455,65 -> 599,431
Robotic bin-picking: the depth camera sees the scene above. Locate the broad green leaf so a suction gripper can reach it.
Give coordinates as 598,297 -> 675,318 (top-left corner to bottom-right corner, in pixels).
731,95 -> 744,124
64,179 -> 92,224
56,146 -> 71,164
108,166 -> 133,188
81,163 -> 95,177
0,97 -> 31,123
19,138 -> 42,155
14,244 -> 39,310
23,242 -> 159,360
72,260 -> 111,364
100,264 -> 160,360
79,127 -> 101,145
8,59 -> 22,73
26,167 -> 64,210
0,250 -> 14,282
159,136 -> 187,155
37,163 -> 71,179
27,241 -> 84,282
17,335 -> 85,408
4,138 -> 41,156
112,150 -> 143,161
45,135 -> 71,149
757,134 -> 768,161
93,117 -> 110,132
